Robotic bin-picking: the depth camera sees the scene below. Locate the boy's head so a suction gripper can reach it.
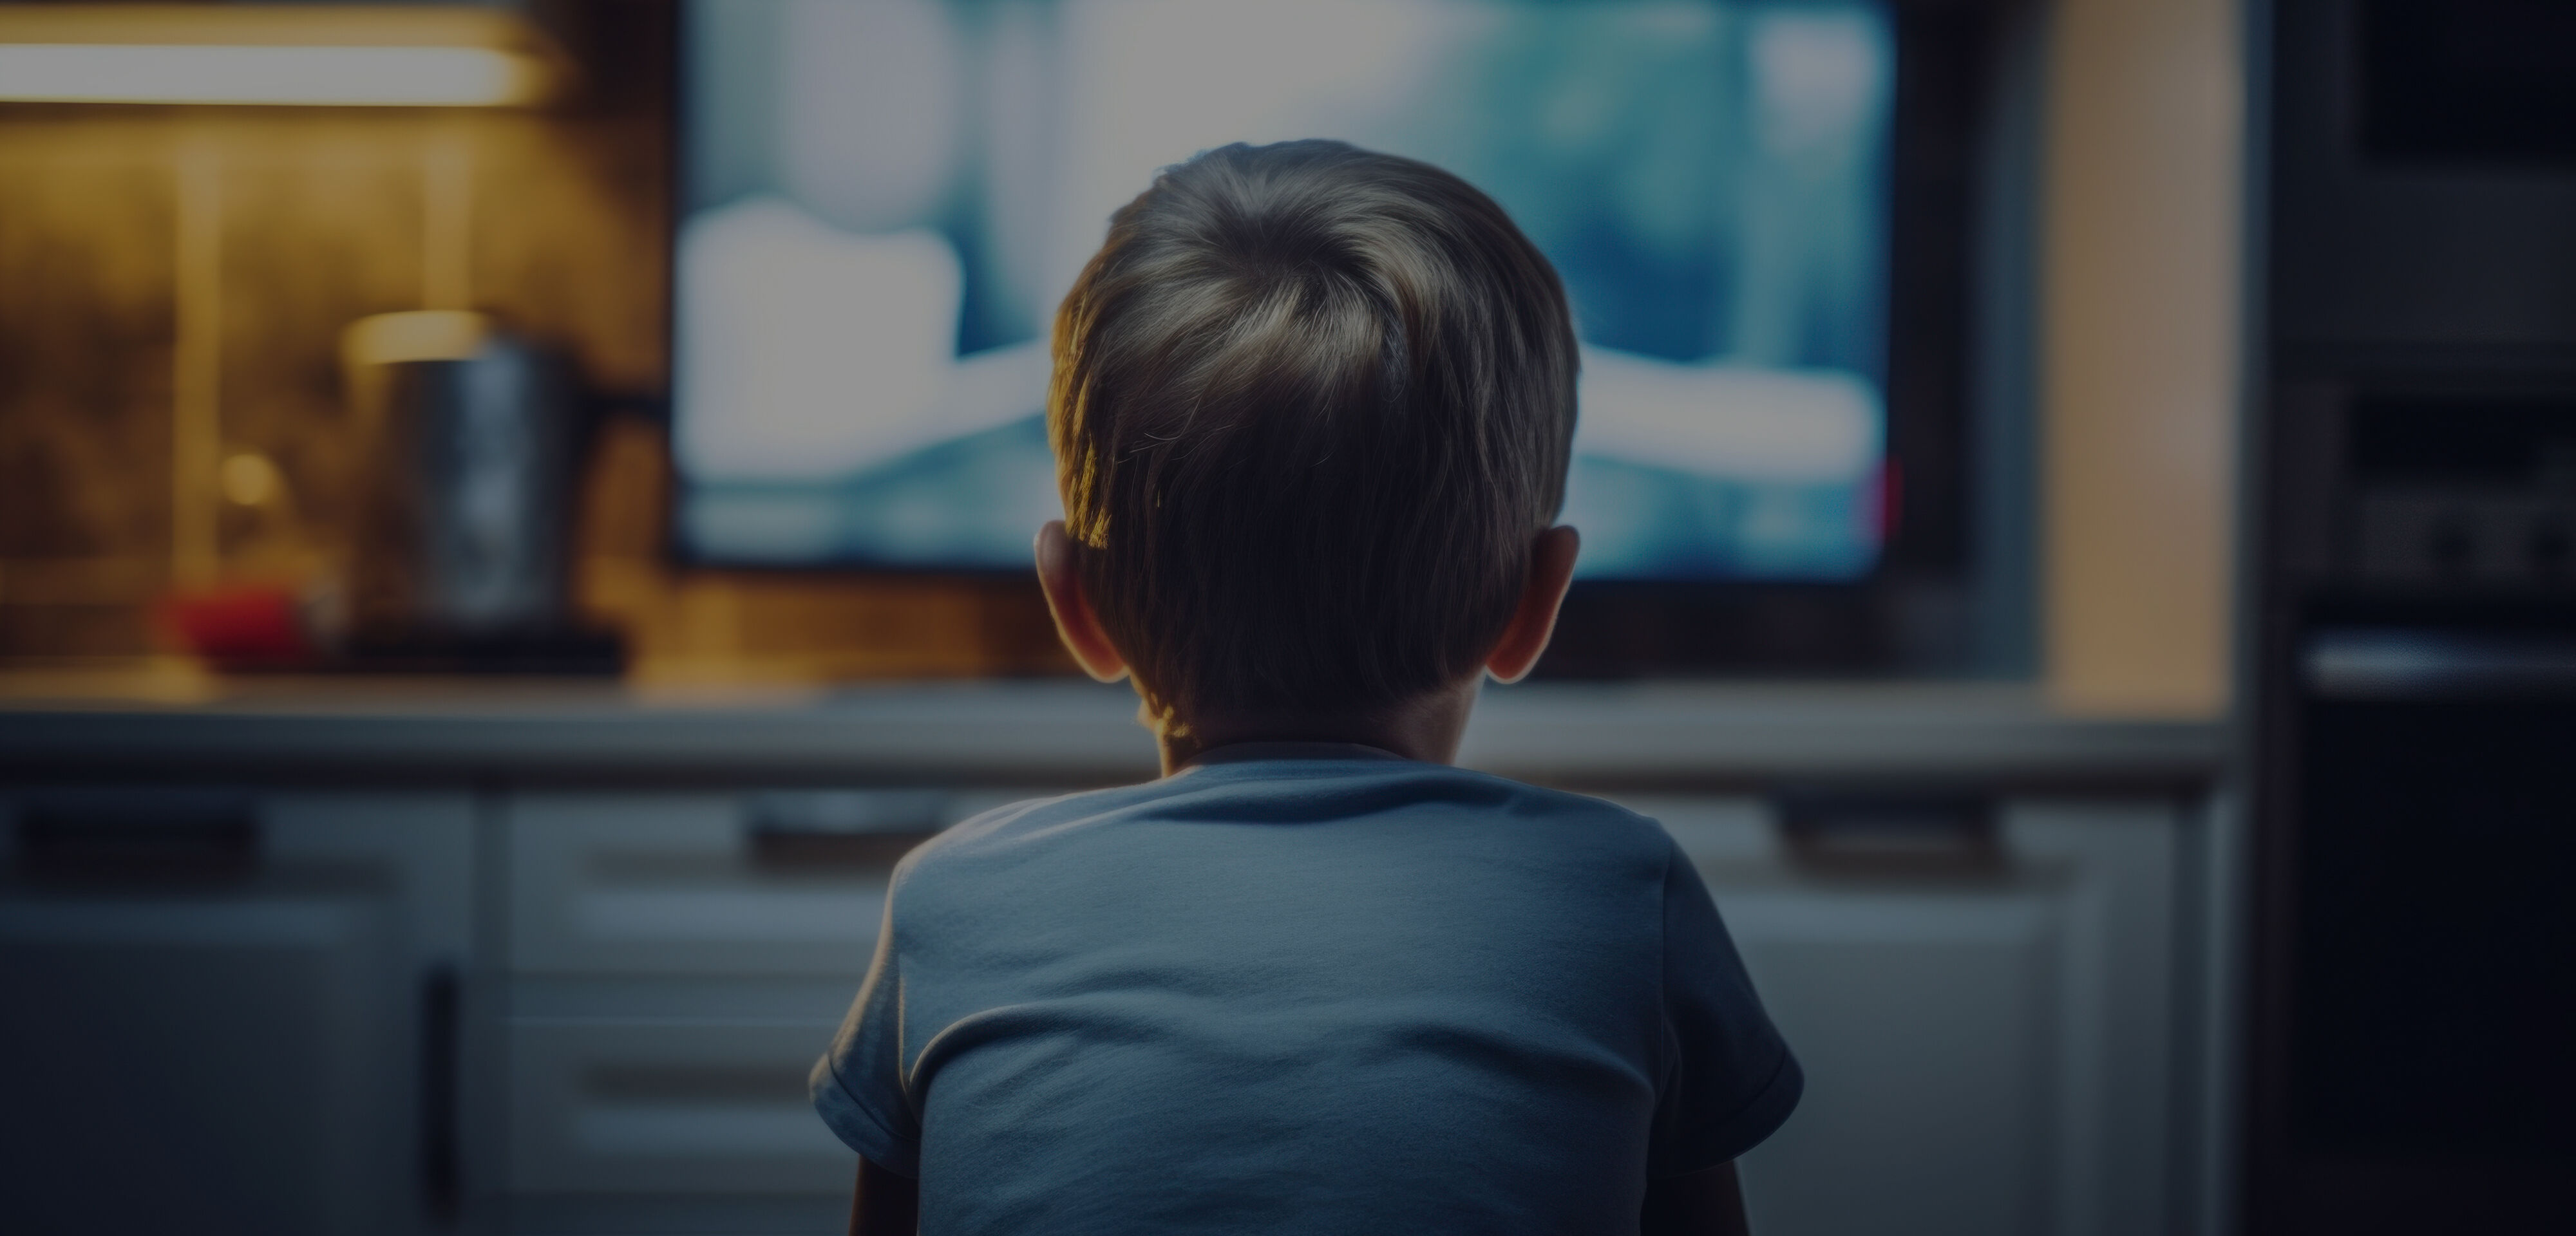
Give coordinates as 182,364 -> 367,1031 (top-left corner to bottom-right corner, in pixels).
1046,139 -> 1578,729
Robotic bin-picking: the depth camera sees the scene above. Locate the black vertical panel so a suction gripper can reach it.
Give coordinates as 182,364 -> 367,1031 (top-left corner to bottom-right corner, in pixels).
1879,0 -> 1981,577
2248,0 -> 2576,1230
2360,0 -> 2576,164
2288,697 -> 2576,1153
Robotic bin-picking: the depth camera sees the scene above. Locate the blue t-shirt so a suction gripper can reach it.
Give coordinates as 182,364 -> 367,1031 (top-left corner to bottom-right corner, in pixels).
811,744 -> 1801,1233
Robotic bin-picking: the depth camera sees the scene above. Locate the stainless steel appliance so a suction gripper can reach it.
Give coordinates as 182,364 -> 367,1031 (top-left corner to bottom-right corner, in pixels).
341,310 -> 616,672
2248,3 -> 2576,1228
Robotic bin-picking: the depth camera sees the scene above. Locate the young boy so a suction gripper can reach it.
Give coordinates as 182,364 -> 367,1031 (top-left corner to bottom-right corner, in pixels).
811,140 -> 1800,1235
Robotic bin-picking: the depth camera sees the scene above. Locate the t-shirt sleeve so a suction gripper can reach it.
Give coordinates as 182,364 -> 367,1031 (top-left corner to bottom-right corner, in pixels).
1649,835 -> 1803,1177
810,888 -> 923,1176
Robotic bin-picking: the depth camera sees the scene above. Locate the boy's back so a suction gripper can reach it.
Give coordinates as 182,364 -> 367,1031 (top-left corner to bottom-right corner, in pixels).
810,139 -> 1800,1231
813,745 -> 1799,1233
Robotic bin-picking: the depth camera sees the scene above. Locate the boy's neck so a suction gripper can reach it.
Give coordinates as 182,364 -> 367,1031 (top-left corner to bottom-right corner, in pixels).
1155,678 -> 1481,776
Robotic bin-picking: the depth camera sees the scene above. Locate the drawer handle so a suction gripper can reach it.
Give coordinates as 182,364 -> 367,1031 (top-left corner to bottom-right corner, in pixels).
1772,790 -> 1998,873
419,966 -> 461,1221
2306,628 -> 2576,698
17,794 -> 258,881
744,791 -> 948,870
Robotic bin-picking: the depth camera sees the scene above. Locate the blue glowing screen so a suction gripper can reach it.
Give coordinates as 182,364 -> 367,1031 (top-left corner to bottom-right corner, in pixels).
676,0 -> 1893,579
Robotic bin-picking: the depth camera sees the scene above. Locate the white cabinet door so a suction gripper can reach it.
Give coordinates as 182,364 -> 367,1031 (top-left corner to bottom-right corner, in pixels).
261,792 -> 485,1215
1642,797 -> 2180,1236
0,790 -> 476,1236
0,889 -> 403,1236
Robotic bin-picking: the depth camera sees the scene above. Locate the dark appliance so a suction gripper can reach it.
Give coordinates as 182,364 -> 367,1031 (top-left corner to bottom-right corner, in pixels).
341,310 -> 620,673
2247,3 -> 2576,1230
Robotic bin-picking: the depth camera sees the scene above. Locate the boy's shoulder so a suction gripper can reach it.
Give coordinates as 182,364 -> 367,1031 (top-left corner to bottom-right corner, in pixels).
897,754 -> 1674,883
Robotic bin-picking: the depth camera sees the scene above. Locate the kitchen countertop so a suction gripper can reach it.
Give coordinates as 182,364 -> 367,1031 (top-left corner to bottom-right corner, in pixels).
0,670 -> 2228,791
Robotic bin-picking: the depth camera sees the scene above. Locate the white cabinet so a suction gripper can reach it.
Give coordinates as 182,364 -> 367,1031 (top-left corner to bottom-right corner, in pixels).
504,979 -> 859,1193
0,791 -> 477,1236
486,786 -> 2197,1225
495,791 -> 972,1196
0,778 -> 2204,1229
505,792 -> 895,978
1642,796 -> 2183,1236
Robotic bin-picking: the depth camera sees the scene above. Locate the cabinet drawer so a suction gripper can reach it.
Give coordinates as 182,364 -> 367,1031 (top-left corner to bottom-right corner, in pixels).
507,792 -> 935,977
506,982 -> 859,1194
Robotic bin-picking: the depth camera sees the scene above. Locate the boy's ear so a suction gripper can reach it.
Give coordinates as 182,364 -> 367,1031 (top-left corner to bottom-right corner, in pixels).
1485,525 -> 1580,685
1036,521 -> 1130,684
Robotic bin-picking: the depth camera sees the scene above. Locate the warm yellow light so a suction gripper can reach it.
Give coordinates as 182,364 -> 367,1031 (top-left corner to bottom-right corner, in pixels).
0,5 -> 564,108
0,43 -> 540,106
343,310 -> 490,368
220,453 -> 280,507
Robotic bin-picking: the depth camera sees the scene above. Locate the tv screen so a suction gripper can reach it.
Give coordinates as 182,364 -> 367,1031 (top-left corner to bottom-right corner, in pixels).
675,0 -> 1895,581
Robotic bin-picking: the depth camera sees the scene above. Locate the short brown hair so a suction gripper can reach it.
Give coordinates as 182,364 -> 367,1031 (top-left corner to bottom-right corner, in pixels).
1050,140 -> 1577,724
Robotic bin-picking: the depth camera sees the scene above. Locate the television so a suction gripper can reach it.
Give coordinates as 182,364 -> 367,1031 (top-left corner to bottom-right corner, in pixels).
671,0 -> 1991,671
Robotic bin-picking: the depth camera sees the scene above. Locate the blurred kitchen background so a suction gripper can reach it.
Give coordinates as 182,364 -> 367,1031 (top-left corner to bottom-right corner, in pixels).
2,1 -> 2570,1235
0,0 -> 1073,686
